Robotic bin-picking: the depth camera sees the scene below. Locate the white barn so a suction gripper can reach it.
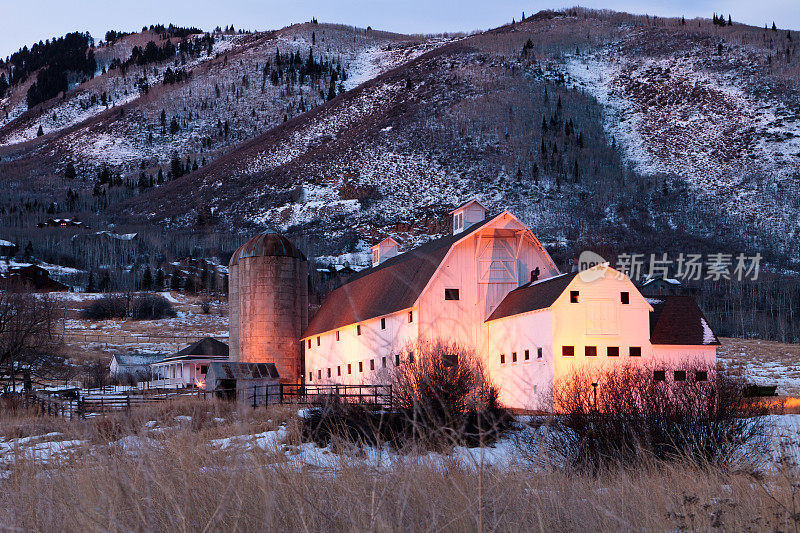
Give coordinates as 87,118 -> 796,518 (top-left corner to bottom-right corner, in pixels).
301,200 -> 718,411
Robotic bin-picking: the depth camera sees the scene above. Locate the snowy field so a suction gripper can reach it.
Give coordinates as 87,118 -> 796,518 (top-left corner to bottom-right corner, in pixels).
1,409 -> 800,476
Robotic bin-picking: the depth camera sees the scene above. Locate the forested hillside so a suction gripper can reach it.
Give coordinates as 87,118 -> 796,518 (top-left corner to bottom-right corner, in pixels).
0,9 -> 797,341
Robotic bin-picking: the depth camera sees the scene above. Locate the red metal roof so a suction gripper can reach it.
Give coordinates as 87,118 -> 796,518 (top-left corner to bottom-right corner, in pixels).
649,296 -> 720,346
485,272 -> 578,322
303,218 -> 493,338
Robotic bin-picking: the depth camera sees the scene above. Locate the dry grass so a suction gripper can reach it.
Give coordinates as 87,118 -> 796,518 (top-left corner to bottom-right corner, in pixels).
719,337 -> 800,396
0,399 -> 799,531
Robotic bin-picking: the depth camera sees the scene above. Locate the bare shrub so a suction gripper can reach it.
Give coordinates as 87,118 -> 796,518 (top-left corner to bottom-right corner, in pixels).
130,294 -> 177,319
548,362 -> 768,472
304,340 -> 509,449
82,293 -> 176,320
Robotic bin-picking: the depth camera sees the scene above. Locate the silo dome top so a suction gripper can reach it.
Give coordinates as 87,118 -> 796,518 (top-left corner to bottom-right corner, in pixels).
230,233 -> 306,266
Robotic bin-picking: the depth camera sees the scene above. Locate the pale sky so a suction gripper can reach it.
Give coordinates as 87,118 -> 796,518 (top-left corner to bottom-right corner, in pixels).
2,0 -> 799,59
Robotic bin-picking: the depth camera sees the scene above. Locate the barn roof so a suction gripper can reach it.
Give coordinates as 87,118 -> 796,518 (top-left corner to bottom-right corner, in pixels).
166,337 -> 229,360
649,296 -> 720,345
303,217 -> 495,338
485,272 -> 579,322
206,361 -> 280,381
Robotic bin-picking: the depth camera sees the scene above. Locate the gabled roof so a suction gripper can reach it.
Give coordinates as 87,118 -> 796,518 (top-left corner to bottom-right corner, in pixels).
168,337 -> 229,360
371,237 -> 399,249
649,296 -> 720,346
303,217 -> 495,338
485,272 -> 578,322
449,199 -> 488,214
112,354 -> 164,366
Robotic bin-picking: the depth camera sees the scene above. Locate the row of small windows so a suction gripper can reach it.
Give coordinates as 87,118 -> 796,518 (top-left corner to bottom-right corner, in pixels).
500,348 -> 543,365
570,291 -> 629,304
654,370 -> 708,382
561,346 -> 641,357
307,352 -> 415,382
307,312 -> 414,349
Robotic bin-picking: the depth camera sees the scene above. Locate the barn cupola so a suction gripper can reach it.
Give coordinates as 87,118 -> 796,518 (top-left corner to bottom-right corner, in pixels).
370,237 -> 399,267
450,199 -> 488,234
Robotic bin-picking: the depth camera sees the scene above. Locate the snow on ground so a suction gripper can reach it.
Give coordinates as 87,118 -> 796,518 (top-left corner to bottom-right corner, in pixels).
564,44 -> 800,235
718,338 -> 800,396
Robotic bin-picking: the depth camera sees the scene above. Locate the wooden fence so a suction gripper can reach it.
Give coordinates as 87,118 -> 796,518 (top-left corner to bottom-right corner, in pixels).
25,383 -> 393,419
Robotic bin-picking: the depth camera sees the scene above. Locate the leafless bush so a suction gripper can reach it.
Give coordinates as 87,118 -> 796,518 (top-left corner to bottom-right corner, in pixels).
82,293 -> 175,320
547,362 -> 768,472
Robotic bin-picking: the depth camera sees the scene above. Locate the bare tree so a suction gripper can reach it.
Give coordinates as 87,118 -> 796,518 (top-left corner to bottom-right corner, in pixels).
0,283 -> 59,391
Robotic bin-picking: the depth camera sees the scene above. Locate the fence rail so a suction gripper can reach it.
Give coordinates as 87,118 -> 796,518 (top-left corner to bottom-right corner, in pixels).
21,382 -> 392,420
61,332 -> 228,346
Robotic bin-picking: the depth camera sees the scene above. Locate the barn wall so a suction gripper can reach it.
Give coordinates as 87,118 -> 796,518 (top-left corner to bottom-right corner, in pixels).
485,309 -> 554,410
303,309 -> 418,385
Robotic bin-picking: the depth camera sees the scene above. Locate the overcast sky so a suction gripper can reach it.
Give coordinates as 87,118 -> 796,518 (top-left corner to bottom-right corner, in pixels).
3,0 -> 799,59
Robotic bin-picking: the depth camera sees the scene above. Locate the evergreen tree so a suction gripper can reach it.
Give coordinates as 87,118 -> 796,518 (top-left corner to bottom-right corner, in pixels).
183,276 -> 197,293
141,266 -> 153,291
170,272 -> 182,291
37,125 -> 44,137
98,271 -> 111,292
64,161 -> 76,180
155,268 -> 165,290
773,21 -> 777,31
86,272 -> 96,292
169,116 -> 180,134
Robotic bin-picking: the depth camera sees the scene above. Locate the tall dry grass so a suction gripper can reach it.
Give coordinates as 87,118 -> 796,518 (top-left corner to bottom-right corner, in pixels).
0,399 -> 798,531
2,437 -> 800,531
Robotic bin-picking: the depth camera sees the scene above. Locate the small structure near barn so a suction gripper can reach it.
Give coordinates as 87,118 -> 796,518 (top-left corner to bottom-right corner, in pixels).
151,337 -> 228,388
204,362 -> 280,404
6,264 -> 68,291
640,276 -> 683,296
0,239 -> 17,258
110,353 -> 164,383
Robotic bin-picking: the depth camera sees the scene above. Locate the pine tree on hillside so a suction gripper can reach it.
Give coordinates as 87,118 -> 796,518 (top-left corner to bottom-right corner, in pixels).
86,272 -> 95,293
155,268 -> 165,290
141,266 -> 153,291
37,125 -> 44,136
773,22 -> 778,31
64,161 -> 76,180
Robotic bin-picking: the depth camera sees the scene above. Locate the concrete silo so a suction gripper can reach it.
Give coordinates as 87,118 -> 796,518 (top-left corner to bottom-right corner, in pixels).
228,233 -> 308,383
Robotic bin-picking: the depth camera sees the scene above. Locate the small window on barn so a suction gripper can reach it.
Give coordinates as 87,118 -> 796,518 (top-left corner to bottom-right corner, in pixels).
444,288 -> 460,300
570,290 -> 579,303
359,361 -> 363,373
537,347 -> 543,359
524,349 -> 530,361
408,310 -> 413,323
307,339 -> 311,349
562,346 -> 575,357
382,356 -> 386,368
357,325 -> 361,336
674,370 -> 686,382
200,365 -> 208,374
336,331 -> 340,341
629,347 -> 642,357
409,351 -> 415,364
370,359 -> 375,371
381,317 -> 386,329
607,347 -> 619,357
372,250 -> 379,264
318,369 -> 322,380
696,370 -> 708,382
347,364 -> 352,374
337,366 -> 341,376
512,352 -> 517,363
316,336 -> 320,346
500,353 -> 505,364
395,354 -> 400,366
585,346 -> 597,357
621,291 -> 630,305
327,368 -> 331,378
653,370 -> 666,382
309,372 -> 313,381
